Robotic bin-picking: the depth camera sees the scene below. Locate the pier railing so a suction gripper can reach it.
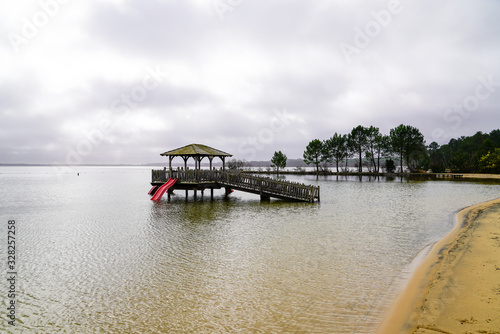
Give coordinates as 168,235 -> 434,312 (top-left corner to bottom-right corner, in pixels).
151,169 -> 319,202
152,168 -> 219,183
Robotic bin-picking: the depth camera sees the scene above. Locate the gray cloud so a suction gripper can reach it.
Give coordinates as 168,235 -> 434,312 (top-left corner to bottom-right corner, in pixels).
1,0 -> 500,164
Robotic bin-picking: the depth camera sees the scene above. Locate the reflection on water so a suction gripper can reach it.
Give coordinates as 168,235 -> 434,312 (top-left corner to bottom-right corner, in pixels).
1,167 -> 499,333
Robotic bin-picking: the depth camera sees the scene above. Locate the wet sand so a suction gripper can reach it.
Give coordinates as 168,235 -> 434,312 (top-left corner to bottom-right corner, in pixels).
377,197 -> 500,333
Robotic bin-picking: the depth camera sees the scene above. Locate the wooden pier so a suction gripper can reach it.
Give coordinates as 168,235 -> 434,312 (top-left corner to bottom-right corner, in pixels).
150,143 -> 319,203
433,173 -> 464,179
151,169 -> 320,203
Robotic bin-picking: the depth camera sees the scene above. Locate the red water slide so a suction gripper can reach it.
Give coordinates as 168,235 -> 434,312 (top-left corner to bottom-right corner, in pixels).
150,178 -> 177,201
148,186 -> 159,195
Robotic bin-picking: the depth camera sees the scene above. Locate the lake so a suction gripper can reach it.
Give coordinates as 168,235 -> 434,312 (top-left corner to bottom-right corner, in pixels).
1,166 -> 499,333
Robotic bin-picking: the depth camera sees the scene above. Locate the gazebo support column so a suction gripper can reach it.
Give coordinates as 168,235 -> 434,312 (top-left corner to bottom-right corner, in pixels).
209,156 -> 214,178
196,156 -> 204,181
169,156 -> 174,179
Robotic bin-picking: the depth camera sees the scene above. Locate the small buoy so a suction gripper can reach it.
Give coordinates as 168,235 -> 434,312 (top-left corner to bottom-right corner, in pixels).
77,173 -> 80,176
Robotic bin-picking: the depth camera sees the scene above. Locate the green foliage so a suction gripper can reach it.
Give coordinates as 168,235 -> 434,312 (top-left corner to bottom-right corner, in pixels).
270,151 -> 287,174
364,127 -> 391,172
302,127 -> 500,175
478,148 -> 500,173
408,142 -> 430,171
385,158 -> 396,173
389,124 -> 426,172
323,133 -> 348,172
348,125 -> 370,172
303,139 -> 325,174
432,130 -> 500,173
428,142 -> 445,172
489,129 -> 500,147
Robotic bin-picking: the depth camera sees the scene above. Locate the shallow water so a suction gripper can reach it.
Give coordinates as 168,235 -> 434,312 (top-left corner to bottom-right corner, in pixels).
1,167 -> 499,333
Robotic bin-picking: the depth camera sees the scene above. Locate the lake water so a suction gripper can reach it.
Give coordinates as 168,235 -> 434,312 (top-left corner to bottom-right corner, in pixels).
1,166 -> 499,333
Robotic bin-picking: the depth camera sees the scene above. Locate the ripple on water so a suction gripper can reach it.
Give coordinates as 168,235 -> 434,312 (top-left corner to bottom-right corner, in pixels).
2,168 -> 500,333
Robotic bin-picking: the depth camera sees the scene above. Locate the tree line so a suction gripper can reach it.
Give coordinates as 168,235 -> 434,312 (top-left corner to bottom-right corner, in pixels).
229,125 -> 499,174
428,129 -> 500,173
301,125 -> 500,174
303,124 -> 426,173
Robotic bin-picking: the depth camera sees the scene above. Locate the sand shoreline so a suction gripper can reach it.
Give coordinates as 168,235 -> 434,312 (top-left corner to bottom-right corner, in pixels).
376,197 -> 500,333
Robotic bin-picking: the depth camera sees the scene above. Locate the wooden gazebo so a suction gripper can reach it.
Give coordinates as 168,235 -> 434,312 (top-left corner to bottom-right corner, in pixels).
151,143 -> 320,202
160,143 -> 232,174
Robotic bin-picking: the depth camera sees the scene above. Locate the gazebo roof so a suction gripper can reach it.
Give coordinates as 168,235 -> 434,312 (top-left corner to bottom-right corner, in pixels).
160,144 -> 232,157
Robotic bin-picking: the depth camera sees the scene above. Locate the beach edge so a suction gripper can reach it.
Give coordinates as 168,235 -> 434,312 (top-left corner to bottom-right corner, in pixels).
375,197 -> 500,333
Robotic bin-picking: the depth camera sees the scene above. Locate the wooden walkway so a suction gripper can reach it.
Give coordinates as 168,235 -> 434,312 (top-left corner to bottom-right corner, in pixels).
433,173 -> 464,179
151,169 -> 320,203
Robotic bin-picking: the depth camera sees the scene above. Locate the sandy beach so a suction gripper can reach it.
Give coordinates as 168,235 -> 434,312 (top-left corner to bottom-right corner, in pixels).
377,197 -> 500,334
461,174 -> 500,180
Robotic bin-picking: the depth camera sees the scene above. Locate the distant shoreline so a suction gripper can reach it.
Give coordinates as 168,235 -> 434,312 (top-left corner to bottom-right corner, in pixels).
241,170 -> 500,180
1,164 -> 499,180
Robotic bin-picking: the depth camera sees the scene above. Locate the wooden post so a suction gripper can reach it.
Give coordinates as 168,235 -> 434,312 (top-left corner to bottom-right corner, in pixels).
258,178 -> 270,201
196,157 -> 203,181
169,156 -> 173,179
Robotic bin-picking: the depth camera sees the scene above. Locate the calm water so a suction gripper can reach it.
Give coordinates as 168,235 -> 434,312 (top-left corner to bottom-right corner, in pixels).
1,166 -> 499,333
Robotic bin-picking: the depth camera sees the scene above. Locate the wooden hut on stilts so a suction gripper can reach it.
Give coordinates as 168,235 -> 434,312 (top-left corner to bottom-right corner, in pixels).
150,143 -> 320,203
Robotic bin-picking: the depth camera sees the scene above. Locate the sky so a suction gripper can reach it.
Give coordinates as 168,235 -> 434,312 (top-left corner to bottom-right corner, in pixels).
1,0 -> 500,165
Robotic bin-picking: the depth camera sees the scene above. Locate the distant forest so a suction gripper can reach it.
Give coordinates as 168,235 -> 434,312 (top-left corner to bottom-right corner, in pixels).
225,126 -> 500,174
300,125 -> 500,174
428,129 -> 500,173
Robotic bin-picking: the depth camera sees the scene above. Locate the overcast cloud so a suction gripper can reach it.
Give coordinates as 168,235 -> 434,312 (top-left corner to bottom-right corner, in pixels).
1,0 -> 500,164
